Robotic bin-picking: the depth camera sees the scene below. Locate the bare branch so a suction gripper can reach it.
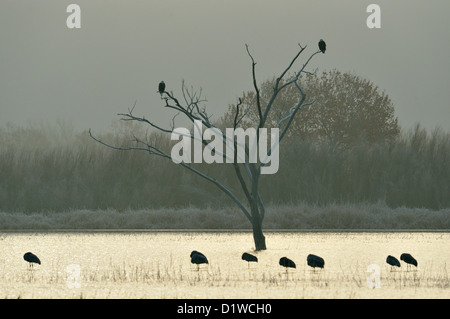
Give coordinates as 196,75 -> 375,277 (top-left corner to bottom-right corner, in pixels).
245,44 -> 263,127
261,44 -> 308,127
257,194 -> 265,222
278,100 -> 315,140
118,112 -> 173,134
89,129 -> 253,222
128,100 -> 137,114
256,50 -> 322,171
277,43 -> 307,84
233,98 -> 242,130
170,112 -> 180,131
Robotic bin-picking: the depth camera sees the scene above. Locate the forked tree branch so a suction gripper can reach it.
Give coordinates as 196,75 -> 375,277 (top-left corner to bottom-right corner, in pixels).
89,128 -> 253,222
245,44 -> 263,128
242,45 -> 321,172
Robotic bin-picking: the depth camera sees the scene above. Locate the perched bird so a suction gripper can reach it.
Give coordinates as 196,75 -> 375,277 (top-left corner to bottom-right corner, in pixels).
386,255 -> 401,270
190,250 -> 208,270
307,254 -> 325,270
318,39 -> 326,53
23,252 -> 41,268
242,252 -> 258,268
158,81 -> 166,95
279,257 -> 296,270
400,253 -> 417,270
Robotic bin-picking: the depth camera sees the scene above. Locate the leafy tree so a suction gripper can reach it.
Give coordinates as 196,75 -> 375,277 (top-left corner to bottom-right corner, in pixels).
220,70 -> 400,145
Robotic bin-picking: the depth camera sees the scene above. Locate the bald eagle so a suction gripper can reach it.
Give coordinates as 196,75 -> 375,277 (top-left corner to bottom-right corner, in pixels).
158,81 -> 165,94
318,39 -> 326,54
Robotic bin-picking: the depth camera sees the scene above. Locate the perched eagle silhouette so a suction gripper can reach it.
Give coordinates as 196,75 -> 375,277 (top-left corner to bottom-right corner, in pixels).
318,39 -> 326,53
158,81 -> 165,94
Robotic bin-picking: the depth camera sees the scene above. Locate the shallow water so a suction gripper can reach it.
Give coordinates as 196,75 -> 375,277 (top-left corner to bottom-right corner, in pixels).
0,231 -> 448,298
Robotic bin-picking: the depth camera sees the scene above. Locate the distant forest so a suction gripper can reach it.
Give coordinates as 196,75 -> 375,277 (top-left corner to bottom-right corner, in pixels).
0,121 -> 448,214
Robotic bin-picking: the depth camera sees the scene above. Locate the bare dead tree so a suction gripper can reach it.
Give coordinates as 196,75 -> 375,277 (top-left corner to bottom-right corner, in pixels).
90,43 -> 323,250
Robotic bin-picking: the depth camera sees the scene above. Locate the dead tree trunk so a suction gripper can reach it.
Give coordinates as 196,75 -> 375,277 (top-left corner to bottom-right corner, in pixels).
250,201 -> 266,250
89,43 -> 323,250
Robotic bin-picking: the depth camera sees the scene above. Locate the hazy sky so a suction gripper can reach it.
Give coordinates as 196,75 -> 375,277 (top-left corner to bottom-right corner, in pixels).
1,0 -> 449,133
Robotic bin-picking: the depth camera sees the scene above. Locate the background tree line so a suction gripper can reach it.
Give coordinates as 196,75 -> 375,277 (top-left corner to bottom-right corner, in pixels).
0,70 -> 448,213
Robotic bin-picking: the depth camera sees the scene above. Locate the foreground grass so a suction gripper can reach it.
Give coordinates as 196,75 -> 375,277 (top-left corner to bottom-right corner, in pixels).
5,263 -> 449,299
1,202 -> 449,230
1,231 -> 448,298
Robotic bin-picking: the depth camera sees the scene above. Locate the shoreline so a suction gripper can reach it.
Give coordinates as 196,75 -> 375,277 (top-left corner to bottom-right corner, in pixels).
1,228 -> 448,233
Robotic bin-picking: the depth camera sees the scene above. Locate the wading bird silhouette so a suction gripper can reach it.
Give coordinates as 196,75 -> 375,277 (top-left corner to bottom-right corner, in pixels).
386,255 -> 401,271
190,250 -> 208,270
242,252 -> 258,268
307,254 -> 325,271
23,252 -> 40,269
279,257 -> 296,274
400,253 -> 417,271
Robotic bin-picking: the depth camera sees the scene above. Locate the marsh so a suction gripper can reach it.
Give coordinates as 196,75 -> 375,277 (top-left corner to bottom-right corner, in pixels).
0,231 -> 448,298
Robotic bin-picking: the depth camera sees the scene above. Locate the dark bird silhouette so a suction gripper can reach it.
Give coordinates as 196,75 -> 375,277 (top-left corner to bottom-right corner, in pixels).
23,252 -> 40,268
386,255 -> 401,269
190,250 -> 208,270
318,39 -> 326,53
158,81 -> 165,95
400,253 -> 417,270
190,250 -> 206,259
279,257 -> 296,270
242,252 -> 258,268
307,254 -> 325,270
